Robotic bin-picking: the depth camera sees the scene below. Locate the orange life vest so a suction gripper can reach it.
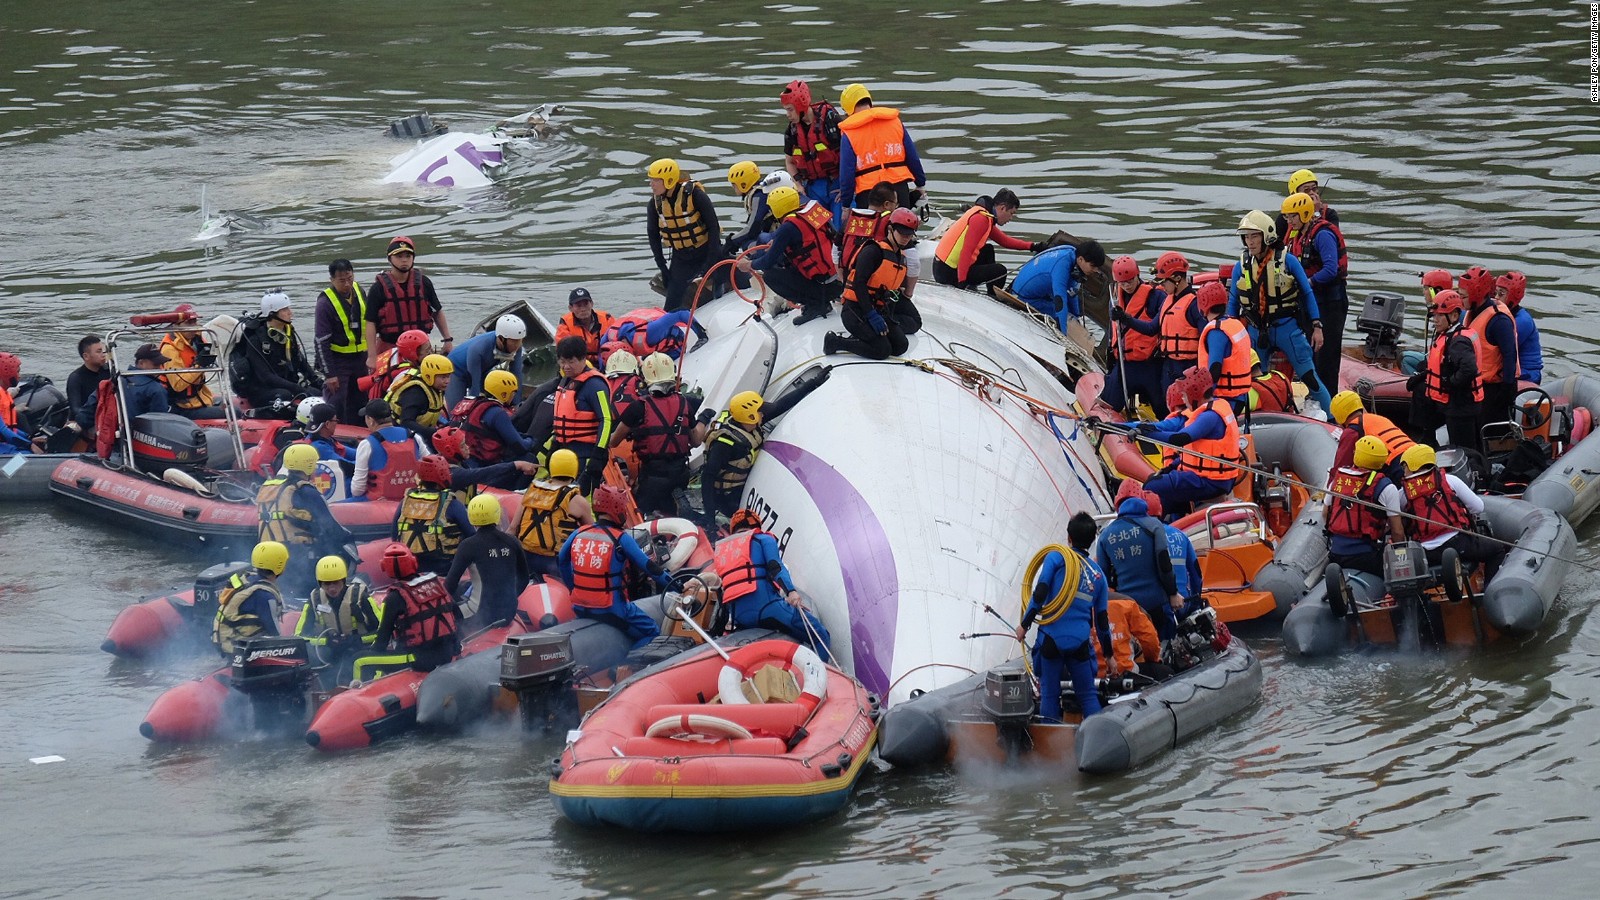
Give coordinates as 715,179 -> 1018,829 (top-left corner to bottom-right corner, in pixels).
1114,283 -> 1161,362
1425,327 -> 1484,404
1401,467 -> 1473,542
713,530 -> 767,605
1327,466 -> 1388,543
553,368 -> 605,446
1159,287 -> 1201,362
0,386 -> 15,429
391,575 -> 457,646
556,309 -> 616,361
1176,398 -> 1242,482
843,240 -> 907,313
567,523 -> 625,609
782,201 -> 837,280
934,206 -> 996,277
159,332 -> 215,409
1198,317 -> 1252,399
1350,413 -> 1414,465
1468,299 -> 1520,384
839,107 -> 913,196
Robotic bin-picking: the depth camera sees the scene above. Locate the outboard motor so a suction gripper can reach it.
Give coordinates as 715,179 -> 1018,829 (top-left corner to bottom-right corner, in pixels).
1383,541 -> 1436,651
230,636 -> 317,730
14,375 -> 68,435
129,412 -> 208,475
1355,291 -> 1405,360
500,631 -> 578,732
191,561 -> 253,626
1165,604 -> 1222,671
980,662 -> 1035,759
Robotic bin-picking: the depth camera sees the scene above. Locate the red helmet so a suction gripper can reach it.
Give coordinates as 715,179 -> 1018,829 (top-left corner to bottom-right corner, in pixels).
173,303 -> 200,323
1496,271 -> 1527,306
380,542 -> 419,580
0,352 -> 18,385
431,426 -> 467,461
1429,289 -> 1467,316
1458,265 -> 1494,304
1111,255 -> 1139,282
1420,269 -> 1453,292
730,508 -> 762,532
779,79 -> 812,113
598,340 -> 631,369
592,484 -> 630,523
1196,280 -> 1228,312
888,208 -> 921,231
395,329 -> 431,363
1152,251 -> 1189,280
1113,479 -> 1162,518
1166,366 -> 1214,412
417,454 -> 451,487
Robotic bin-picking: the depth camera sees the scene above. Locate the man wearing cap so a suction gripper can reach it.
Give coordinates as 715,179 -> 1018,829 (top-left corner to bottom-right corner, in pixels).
349,399 -> 429,501
315,258 -> 371,425
229,290 -> 324,411
123,344 -> 174,421
362,236 -> 452,367
554,288 -> 615,366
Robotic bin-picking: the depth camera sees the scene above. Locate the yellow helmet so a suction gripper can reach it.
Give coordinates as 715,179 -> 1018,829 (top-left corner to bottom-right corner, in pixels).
1402,444 -> 1437,473
467,493 -> 503,527
1287,168 -> 1319,194
548,448 -> 580,480
728,160 -> 761,195
1329,390 -> 1365,426
767,186 -> 802,220
283,443 -> 320,476
1236,210 -> 1278,245
315,555 -> 348,583
484,370 -> 519,404
419,353 -> 454,379
1353,435 -> 1389,470
648,158 -> 681,191
728,390 -> 764,426
252,541 -> 290,576
840,83 -> 872,115
1281,192 -> 1315,220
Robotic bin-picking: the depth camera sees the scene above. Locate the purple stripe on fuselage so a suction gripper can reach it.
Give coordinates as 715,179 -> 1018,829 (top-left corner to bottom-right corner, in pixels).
764,441 -> 897,696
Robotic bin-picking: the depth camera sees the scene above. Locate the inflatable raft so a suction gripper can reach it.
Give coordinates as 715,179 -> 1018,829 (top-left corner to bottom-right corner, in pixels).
1282,495 -> 1574,656
550,638 -> 877,833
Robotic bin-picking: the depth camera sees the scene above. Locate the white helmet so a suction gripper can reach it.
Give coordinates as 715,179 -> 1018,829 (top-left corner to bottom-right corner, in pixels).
295,396 -> 322,425
495,314 -> 527,340
605,348 -> 640,377
640,352 -> 677,391
756,171 -> 796,195
260,289 -> 291,317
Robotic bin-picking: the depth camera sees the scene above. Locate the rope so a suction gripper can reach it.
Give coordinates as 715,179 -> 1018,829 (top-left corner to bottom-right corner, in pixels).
676,245 -> 770,379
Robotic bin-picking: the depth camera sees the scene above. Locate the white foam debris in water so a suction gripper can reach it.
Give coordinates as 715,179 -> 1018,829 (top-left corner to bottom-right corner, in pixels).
29,755 -> 65,764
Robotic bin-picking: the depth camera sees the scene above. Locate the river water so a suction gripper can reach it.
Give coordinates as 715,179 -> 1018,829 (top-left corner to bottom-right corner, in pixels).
3,0 -> 1599,896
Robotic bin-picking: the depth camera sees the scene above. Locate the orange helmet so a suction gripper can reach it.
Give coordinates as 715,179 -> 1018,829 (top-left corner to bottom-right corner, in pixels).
1458,265 -> 1495,304
380,542 -> 419,580
592,485 -> 630,523
395,330 -> 431,363
730,509 -> 763,532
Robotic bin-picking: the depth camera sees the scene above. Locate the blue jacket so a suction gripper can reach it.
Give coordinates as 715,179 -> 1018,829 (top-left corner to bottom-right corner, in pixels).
1023,548 -> 1112,656
447,332 -> 524,397
1144,405 -> 1226,443
1513,306 -> 1542,384
0,419 -> 32,453
610,310 -> 696,361
1012,245 -> 1084,318
557,524 -> 667,605
728,190 -> 775,252
84,371 -> 170,424
1095,499 -> 1181,610
749,218 -> 810,273
310,436 -> 355,465
1165,522 -> 1203,599
1227,251 -> 1321,322
474,402 -> 534,460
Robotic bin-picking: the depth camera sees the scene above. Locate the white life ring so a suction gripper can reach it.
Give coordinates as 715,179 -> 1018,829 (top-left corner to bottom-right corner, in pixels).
643,516 -> 701,570
717,640 -> 827,712
644,712 -> 753,742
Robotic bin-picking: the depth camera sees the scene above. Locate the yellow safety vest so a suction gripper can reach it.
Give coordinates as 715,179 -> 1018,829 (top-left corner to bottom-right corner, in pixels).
324,284 -> 369,354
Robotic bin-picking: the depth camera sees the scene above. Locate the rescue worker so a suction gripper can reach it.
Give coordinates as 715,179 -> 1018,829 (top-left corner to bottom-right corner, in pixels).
157,305 -> 223,420
601,307 -> 707,361
352,543 -> 462,682
1094,483 -> 1186,641
229,290 -> 323,410
1011,239 -> 1108,335
459,370 -> 533,478
1286,168 -> 1341,225
714,509 -> 832,661
429,424 -> 539,501
822,207 -> 922,360
725,160 -> 777,256
554,288 -> 615,366
699,390 -> 765,526
1324,435 -> 1407,579
444,314 -> 526,410
363,328 -> 430,402
836,83 -> 927,209
295,554 -> 381,678
1143,251 -> 1204,392
1329,390 -> 1414,479
1137,367 -> 1244,516
299,400 -> 356,471
1460,265 -> 1519,425
386,352 -> 453,442
646,158 -> 723,313
0,352 -> 35,455
1406,289 -> 1482,451
932,190 -> 1046,293
559,484 -> 667,648
737,186 -> 842,325
1015,512 -> 1112,721
604,348 -> 645,420
314,258 -> 370,424
1120,483 -> 1204,623
212,541 -> 289,656
445,494 -> 530,628
780,79 -> 845,225
1281,191 -> 1350,403
1103,592 -> 1169,683
1497,271 -> 1541,385
1103,255 -> 1167,416
1196,281 -> 1254,416
1399,444 -> 1506,580
349,398 -> 428,501
1227,210 -> 1333,416
551,335 -> 615,495
393,453 -> 476,577
611,352 -> 706,517
517,447 -> 594,582
257,443 -> 353,596
362,235 -> 453,363
1247,351 -> 1296,414
839,182 -> 899,275
65,335 -> 109,436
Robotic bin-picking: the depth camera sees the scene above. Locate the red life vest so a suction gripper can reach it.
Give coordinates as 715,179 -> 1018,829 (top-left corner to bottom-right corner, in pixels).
713,530 -> 767,605
634,392 -> 692,460
367,351 -> 414,401
781,201 -> 837,281
94,379 -> 118,458
608,373 -> 644,419
372,270 -> 435,341
1198,316 -> 1253,399
364,431 -> 419,500
1425,327 -> 1484,404
1252,371 -> 1292,413
1401,467 -> 1472,542
462,396 -> 507,462
602,308 -> 684,359
1288,217 -> 1349,282
786,101 -> 842,180
1468,299 -> 1521,383
1114,283 -> 1161,362
843,240 -> 907,314
568,523 -> 625,609
840,209 -> 888,273
391,574 -> 458,646
1159,287 -> 1200,361
553,368 -> 604,446
1327,466 -> 1389,543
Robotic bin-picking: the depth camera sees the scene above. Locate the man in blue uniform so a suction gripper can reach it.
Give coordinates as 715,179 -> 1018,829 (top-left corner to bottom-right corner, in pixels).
559,485 -> 667,648
713,509 -> 832,661
444,314 -> 526,410
1016,512 -> 1112,721
1095,485 -> 1188,641
1009,240 -> 1107,333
